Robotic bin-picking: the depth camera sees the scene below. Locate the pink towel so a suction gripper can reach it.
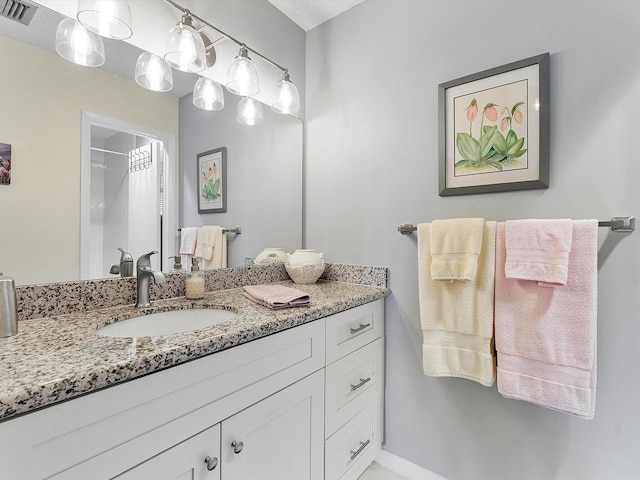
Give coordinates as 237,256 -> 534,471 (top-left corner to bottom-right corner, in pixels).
243,284 -> 311,310
495,220 -> 598,419
505,219 -> 572,287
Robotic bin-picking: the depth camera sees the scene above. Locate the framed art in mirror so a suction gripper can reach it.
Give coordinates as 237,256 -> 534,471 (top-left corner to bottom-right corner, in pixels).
439,53 -> 549,196
198,147 -> 227,213
0,143 -> 11,185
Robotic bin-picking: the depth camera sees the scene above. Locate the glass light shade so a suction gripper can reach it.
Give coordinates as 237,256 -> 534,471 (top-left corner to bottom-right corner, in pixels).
272,73 -> 300,114
237,97 -> 263,126
55,17 -> 105,67
164,22 -> 206,73
77,0 -> 132,40
135,53 -> 173,92
193,77 -> 224,111
226,46 -> 260,96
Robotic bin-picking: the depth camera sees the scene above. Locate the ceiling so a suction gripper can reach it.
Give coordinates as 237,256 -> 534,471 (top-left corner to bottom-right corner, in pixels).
267,0 -> 365,31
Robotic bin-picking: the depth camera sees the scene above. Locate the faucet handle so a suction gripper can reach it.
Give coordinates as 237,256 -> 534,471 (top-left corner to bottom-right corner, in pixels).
137,250 -> 158,268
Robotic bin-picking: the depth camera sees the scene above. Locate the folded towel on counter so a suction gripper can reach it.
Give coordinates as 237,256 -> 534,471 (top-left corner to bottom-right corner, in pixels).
179,227 -> 199,268
430,218 -> 485,282
495,220 -> 598,419
505,219 -> 572,287
195,226 -> 227,269
418,221 -> 497,387
243,284 -> 311,310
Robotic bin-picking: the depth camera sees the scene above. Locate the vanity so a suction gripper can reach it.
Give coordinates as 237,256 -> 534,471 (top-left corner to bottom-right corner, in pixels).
0,265 -> 389,480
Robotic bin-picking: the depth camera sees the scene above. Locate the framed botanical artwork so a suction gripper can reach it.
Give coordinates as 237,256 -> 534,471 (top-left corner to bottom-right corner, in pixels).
0,143 -> 12,186
438,53 -> 550,196
197,147 -> 227,213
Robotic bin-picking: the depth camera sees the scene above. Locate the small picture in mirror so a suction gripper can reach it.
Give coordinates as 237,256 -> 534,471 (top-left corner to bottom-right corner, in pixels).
198,147 -> 227,213
0,143 -> 11,186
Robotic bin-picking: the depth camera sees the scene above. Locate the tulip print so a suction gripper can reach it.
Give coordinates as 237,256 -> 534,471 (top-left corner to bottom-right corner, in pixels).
201,161 -> 221,202
455,99 -> 527,173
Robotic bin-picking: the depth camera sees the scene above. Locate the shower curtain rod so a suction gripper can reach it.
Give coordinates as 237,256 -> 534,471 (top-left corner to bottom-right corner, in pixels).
397,217 -> 635,234
90,147 -> 129,157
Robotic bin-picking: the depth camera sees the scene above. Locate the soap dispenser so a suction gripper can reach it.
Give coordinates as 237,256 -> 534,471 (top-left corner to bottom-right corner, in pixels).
185,257 -> 205,300
169,256 -> 183,271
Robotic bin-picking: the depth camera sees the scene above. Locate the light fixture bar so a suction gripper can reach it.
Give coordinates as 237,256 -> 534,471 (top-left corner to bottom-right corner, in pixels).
163,0 -> 287,74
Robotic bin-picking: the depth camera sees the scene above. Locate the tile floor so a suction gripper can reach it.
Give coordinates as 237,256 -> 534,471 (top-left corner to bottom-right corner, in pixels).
358,461 -> 409,480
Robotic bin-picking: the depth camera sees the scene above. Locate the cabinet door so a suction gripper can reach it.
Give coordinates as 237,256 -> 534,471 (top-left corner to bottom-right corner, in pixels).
222,370 -> 324,480
113,424 -> 220,480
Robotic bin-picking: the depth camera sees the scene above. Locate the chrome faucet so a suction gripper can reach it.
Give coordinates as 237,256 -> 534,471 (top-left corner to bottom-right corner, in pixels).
136,251 -> 165,308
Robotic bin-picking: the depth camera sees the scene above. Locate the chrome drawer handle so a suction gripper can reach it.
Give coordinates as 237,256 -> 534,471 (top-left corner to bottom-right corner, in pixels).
350,377 -> 372,392
231,440 -> 244,454
350,439 -> 371,460
350,322 -> 371,334
204,456 -> 218,471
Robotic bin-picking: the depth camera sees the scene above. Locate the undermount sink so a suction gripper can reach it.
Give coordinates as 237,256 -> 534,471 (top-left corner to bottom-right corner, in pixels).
97,308 -> 236,338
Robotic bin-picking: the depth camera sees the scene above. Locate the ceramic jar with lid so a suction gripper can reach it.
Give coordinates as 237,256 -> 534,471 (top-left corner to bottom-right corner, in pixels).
254,248 -> 288,265
285,249 -> 325,284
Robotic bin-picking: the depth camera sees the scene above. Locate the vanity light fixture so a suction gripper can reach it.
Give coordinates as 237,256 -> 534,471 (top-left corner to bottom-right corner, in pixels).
237,97 -> 264,126
55,17 -> 105,67
76,0 -> 133,40
272,70 -> 300,115
193,77 -> 224,111
164,9 -> 206,73
135,53 -> 173,92
226,45 -> 260,97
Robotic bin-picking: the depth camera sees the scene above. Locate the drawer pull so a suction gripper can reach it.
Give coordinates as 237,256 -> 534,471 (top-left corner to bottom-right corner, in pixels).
231,440 -> 244,454
350,323 -> 371,334
350,377 -> 372,392
204,456 -> 218,471
350,439 -> 371,460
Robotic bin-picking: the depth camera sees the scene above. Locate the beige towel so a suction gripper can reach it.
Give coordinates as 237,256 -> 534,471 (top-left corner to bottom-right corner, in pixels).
243,284 -> 311,309
195,226 -> 227,269
418,221 -> 496,386
430,218 -> 485,282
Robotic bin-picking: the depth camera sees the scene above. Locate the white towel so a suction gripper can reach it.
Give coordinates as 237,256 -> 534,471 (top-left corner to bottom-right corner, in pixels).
195,226 -> 227,269
179,227 -> 199,268
418,221 -> 497,387
495,220 -> 598,418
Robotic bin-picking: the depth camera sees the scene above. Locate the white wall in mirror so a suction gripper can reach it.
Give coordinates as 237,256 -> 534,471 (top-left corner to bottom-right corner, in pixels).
0,35 -> 179,286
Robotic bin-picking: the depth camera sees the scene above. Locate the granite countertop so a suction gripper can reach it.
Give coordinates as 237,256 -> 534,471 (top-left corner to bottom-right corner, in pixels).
0,280 -> 390,422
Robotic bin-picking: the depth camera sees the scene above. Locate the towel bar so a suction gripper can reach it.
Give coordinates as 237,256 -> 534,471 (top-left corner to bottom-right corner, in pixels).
178,227 -> 242,234
397,217 -> 635,234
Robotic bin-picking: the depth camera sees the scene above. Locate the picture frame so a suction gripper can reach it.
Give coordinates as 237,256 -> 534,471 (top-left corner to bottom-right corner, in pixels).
438,53 -> 549,196
197,147 -> 227,213
0,143 -> 12,186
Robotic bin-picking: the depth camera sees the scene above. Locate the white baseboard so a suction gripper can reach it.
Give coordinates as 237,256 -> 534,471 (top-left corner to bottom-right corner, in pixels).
374,450 -> 450,480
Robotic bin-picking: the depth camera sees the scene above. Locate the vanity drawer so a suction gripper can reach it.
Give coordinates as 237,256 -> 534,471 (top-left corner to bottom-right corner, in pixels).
325,338 -> 383,437
326,300 -> 384,364
325,400 -> 382,480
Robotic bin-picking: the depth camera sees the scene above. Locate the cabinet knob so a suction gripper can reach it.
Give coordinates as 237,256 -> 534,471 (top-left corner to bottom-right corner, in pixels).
204,456 -> 218,471
231,440 -> 244,454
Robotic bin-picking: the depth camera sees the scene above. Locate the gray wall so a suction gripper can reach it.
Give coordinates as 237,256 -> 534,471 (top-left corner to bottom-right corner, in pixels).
306,1 -> 640,479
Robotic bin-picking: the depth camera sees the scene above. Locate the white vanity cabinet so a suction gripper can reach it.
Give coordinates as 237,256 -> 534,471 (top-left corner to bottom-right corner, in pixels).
115,371 -> 324,480
324,300 -> 385,480
0,299 -> 384,480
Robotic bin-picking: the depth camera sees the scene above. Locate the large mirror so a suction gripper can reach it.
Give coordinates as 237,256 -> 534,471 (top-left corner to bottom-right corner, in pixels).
0,2 -> 303,286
